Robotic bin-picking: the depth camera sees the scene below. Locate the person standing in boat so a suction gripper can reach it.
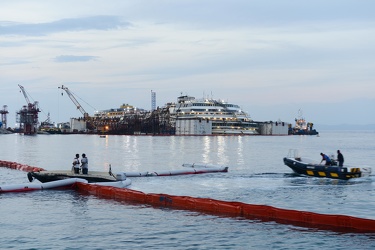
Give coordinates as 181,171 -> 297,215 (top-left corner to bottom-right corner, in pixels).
320,153 -> 331,166
337,150 -> 344,167
72,154 -> 80,174
81,153 -> 88,174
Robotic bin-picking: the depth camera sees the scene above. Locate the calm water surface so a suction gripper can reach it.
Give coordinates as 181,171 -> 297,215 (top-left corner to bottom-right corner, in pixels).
1,131 -> 375,249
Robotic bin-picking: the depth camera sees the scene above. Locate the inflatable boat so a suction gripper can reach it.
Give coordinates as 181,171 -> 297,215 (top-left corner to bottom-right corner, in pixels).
283,150 -> 372,180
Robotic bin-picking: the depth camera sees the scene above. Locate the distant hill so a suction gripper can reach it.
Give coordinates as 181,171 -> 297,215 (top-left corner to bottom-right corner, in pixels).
316,124 -> 375,131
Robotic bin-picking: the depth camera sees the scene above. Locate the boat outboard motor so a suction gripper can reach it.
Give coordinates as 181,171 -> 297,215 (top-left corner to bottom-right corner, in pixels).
27,172 -> 34,182
115,172 -> 126,181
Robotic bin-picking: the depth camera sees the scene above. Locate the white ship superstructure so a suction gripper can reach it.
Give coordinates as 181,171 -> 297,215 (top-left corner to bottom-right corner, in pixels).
94,103 -> 145,119
169,95 -> 259,135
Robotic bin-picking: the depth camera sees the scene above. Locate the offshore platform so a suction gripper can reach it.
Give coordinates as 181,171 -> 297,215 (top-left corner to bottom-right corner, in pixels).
16,84 -> 40,135
0,105 -> 9,129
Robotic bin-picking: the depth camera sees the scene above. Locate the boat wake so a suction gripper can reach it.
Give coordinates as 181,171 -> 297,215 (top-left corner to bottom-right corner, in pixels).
236,172 -> 374,186
237,172 -> 292,179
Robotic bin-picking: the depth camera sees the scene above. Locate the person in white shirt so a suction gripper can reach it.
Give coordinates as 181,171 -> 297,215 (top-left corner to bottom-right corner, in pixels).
81,153 -> 88,174
72,154 -> 80,174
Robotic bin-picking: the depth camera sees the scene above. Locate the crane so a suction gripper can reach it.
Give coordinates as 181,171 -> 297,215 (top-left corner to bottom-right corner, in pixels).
18,84 -> 31,104
58,85 -> 90,120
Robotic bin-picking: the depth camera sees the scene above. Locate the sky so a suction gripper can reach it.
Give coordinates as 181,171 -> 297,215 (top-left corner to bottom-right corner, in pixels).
1,0 -> 375,128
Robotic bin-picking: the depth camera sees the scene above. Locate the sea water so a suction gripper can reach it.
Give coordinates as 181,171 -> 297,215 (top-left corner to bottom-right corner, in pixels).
1,131 -> 374,249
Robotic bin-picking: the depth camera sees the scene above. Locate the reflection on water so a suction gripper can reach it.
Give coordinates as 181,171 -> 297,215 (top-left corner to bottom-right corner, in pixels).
287,176 -> 350,186
0,132 -> 375,249
202,136 -> 212,163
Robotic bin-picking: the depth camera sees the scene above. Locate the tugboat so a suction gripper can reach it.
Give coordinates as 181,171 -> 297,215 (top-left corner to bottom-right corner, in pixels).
39,113 -> 61,134
288,109 -> 318,135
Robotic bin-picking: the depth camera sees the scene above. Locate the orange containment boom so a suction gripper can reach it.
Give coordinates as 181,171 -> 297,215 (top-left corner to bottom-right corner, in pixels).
2,160 -> 374,232
0,160 -> 45,172
76,182 -> 375,233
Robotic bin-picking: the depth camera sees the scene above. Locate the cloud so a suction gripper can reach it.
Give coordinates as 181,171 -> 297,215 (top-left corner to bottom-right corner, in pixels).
120,1 -> 375,29
0,15 -> 131,36
53,55 -> 98,63
1,1 -> 375,126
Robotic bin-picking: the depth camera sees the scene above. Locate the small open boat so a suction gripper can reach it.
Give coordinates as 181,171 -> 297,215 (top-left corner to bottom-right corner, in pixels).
283,150 -> 372,180
27,170 -> 124,183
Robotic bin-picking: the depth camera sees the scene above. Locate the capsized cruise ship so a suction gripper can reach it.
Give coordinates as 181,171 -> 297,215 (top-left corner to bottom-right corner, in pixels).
69,95 -> 288,136
168,95 -> 259,135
